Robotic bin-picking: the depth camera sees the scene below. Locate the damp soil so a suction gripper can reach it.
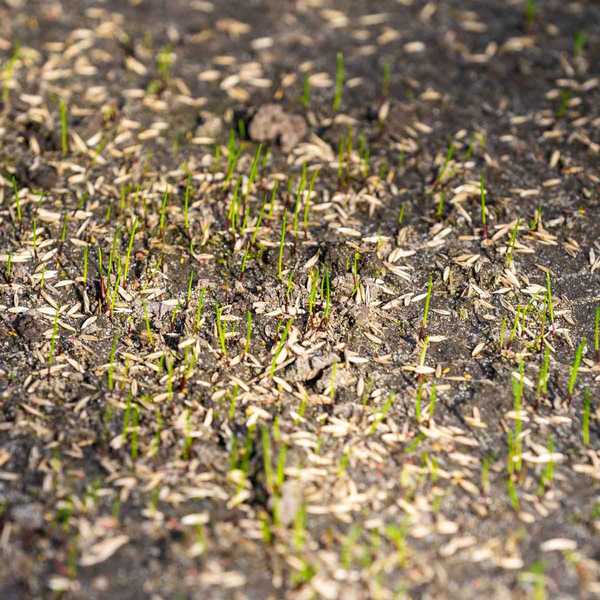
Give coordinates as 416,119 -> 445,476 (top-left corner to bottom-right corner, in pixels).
0,1 -> 599,599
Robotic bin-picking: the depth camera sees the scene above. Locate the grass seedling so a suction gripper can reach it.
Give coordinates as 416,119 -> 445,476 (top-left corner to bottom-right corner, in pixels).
332,51 -> 345,112
505,219 -> 520,267
194,288 -> 206,333
524,561 -> 547,600
4,254 -> 13,280
183,177 -> 192,231
351,251 -> 361,298
270,318 -> 292,377
301,73 -> 311,109
428,383 -> 437,420
369,393 -> 395,435
182,409 -> 193,460
480,173 -> 488,239
292,166 -> 307,235
276,444 -> 287,489
436,143 -> 455,185
537,345 -> 551,398
158,190 -> 169,235
512,360 -> 525,472
537,435 -> 555,495
303,168 -> 319,229
525,0 -> 537,29
435,191 -> 445,220
122,218 -> 138,285
277,210 -> 287,280
59,98 -> 69,156
123,394 -> 139,461
507,468 -> 520,511
385,523 -> 408,566
215,305 -> 227,356
397,204 -> 405,226
2,43 -> 20,105
573,31 -> 587,58
228,385 -> 239,421
420,275 -> 433,337
567,337 -> 586,398
156,44 -> 174,80
582,388 -> 591,446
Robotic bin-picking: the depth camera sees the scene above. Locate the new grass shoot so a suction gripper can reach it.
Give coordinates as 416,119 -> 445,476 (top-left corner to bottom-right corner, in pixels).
537,435 -> 555,495
158,190 -> 169,235
303,167 -> 320,229
59,98 -> 69,156
183,177 -> 192,231
567,337 -> 586,397
511,360 -> 525,472
369,393 -> 395,435
270,318 -> 292,377
277,210 -> 287,280
537,345 -> 551,398
525,0 -> 537,29
428,383 -> 437,421
194,287 -> 206,333
333,51 -> 345,112
420,275 -> 433,336
2,43 -> 20,105
122,217 -> 138,285
302,73 -> 311,109
215,305 -> 227,356
582,388 -> 591,446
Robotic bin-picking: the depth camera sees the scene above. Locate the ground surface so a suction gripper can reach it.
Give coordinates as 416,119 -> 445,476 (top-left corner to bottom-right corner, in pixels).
0,0 -> 599,598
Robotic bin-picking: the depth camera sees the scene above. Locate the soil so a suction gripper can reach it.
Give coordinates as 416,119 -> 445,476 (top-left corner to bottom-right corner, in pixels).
0,0 -> 599,599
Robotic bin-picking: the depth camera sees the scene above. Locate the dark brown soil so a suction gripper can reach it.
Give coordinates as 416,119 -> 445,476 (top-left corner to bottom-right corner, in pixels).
0,1 -> 599,598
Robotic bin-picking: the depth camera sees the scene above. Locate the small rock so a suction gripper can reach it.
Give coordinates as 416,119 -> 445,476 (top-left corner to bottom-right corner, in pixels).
13,313 -> 45,344
288,352 -> 339,383
249,104 -> 307,152
10,502 -> 44,529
